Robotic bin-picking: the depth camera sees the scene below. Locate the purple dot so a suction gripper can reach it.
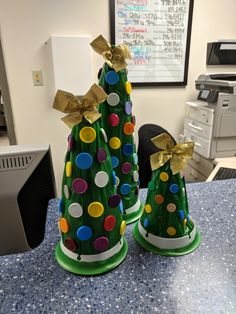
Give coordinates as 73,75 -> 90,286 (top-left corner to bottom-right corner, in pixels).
68,134 -> 74,151
94,237 -> 109,252
108,194 -> 121,208
97,148 -> 107,162
121,162 -> 132,174
72,178 -> 88,194
125,101 -> 132,115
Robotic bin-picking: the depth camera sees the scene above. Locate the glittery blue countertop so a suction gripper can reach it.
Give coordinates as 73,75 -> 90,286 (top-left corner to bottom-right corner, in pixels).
0,179 -> 235,314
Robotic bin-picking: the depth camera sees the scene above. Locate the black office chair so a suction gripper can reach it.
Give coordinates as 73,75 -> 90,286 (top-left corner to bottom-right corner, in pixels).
137,124 -> 176,188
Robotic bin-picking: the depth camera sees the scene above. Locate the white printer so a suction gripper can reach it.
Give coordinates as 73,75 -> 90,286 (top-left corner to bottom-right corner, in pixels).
183,73 -> 236,159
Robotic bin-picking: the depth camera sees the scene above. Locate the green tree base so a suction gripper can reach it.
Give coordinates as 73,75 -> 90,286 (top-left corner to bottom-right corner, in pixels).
133,222 -> 201,257
123,201 -> 143,224
55,237 -> 128,276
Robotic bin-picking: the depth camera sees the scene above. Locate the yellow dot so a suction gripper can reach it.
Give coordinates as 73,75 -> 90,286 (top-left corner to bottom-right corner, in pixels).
109,137 -> 121,149
167,227 -> 176,236
125,81 -> 132,94
145,204 -> 152,213
184,218 -> 187,225
120,220 -> 126,235
88,202 -> 104,218
166,203 -> 176,212
59,217 -> 69,233
79,126 -> 96,143
160,172 -> 169,181
66,161 -> 72,177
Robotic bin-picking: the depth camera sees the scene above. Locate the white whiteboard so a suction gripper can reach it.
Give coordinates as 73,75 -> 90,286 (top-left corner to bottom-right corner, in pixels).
110,0 -> 194,86
49,35 -> 92,95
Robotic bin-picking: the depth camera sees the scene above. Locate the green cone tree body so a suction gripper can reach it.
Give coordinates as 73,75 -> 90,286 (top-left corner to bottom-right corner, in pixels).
133,136 -> 201,256
98,63 -> 142,224
54,87 -> 128,275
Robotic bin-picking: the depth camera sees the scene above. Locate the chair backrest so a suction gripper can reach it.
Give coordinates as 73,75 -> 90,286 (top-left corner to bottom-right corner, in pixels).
137,124 -> 176,188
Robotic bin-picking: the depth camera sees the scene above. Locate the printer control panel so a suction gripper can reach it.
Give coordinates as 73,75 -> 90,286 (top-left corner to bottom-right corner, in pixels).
197,89 -> 218,103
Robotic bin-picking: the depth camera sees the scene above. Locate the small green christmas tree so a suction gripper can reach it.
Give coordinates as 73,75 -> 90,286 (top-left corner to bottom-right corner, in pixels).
90,35 -> 143,224
53,84 -> 128,275
133,133 -> 201,256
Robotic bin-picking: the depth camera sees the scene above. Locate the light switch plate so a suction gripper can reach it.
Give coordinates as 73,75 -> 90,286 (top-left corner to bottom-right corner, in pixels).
32,71 -> 43,86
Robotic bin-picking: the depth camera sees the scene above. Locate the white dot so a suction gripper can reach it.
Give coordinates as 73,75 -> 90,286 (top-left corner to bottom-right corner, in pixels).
94,171 -> 109,187
115,176 -> 120,187
68,203 -> 83,218
133,170 -> 139,182
107,93 -> 120,106
63,184 -> 70,199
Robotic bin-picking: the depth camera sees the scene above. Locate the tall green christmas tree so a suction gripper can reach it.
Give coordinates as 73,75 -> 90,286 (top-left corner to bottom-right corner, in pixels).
53,84 -> 128,275
133,133 -> 201,256
90,35 -> 143,224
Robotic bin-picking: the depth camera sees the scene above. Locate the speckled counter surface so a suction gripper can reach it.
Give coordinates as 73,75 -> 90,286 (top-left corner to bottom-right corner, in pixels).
0,179 -> 236,314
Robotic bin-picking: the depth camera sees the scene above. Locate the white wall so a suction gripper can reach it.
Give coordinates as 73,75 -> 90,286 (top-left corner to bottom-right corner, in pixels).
0,0 -> 236,191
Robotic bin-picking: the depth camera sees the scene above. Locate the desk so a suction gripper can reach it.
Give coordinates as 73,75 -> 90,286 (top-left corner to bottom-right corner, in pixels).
1,180 -> 236,314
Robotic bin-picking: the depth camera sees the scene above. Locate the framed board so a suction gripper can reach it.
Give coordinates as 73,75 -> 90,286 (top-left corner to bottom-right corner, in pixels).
110,0 -> 194,86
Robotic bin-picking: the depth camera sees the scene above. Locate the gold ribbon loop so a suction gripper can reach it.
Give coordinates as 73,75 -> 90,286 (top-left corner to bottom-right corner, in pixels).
150,133 -> 194,174
53,84 -> 108,128
90,34 -> 131,72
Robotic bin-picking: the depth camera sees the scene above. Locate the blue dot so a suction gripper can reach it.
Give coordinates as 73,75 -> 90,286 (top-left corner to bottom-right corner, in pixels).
143,218 -> 149,228
75,153 -> 93,169
76,226 -> 93,241
111,156 -> 119,168
119,200 -> 124,214
170,184 -> 179,193
133,153 -> 138,165
120,183 -> 131,195
105,71 -> 119,85
112,171 -> 116,185
58,199 -> 63,213
179,210 -> 184,220
123,144 -> 133,156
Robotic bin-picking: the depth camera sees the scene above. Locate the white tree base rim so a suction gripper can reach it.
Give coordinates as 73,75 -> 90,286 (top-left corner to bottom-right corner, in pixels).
60,237 -> 124,262
125,198 -> 141,214
138,221 -> 196,250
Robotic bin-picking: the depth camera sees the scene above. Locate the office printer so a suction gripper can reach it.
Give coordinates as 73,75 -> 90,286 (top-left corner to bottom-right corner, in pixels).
183,73 -> 236,159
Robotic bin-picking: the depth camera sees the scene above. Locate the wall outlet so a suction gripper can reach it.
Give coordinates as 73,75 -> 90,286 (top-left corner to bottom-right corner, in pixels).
32,70 -> 43,86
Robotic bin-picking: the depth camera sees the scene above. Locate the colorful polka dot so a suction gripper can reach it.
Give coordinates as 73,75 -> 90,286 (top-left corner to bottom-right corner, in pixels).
121,162 -> 132,174
133,153 -> 138,165
64,238 -> 77,252
65,161 -> 72,177
104,215 -> 116,231
166,203 -> 176,212
120,221 -> 126,235
108,194 -> 121,208
75,152 -> 93,169
125,81 -> 132,94
109,137 -> 121,149
119,200 -> 124,213
107,93 -> 120,106
120,183 -> 131,195
123,143 -> 133,156
115,176 -> 120,187
79,126 -> 96,143
59,217 -> 69,233
125,101 -> 132,114
167,227 -> 176,236
58,199 -> 63,213
179,210 -> 185,220
94,237 -> 109,252
108,113 -> 120,126
170,184 -> 179,193
88,202 -> 104,218
68,203 -> 83,218
94,171 -> 109,188
155,194 -> 164,204
145,204 -> 152,213
160,172 -> 169,181
133,170 -> 139,182
67,134 -> 74,151
76,226 -> 92,240
111,156 -> 119,168
123,122 -> 134,135
72,178 -> 88,194
63,184 -> 70,199
97,148 -> 107,162
105,71 -> 119,85
143,218 -> 149,228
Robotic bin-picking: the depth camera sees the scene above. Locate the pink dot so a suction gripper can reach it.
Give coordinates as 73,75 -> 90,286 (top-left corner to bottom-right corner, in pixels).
94,237 -> 109,252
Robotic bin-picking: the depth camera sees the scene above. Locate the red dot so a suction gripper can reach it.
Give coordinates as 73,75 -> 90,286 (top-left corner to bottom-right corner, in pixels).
104,215 -> 116,231
64,237 -> 77,252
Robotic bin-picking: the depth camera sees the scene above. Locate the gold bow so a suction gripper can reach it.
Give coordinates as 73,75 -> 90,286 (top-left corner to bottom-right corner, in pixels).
53,84 -> 108,128
90,34 -> 131,72
150,133 -> 194,175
